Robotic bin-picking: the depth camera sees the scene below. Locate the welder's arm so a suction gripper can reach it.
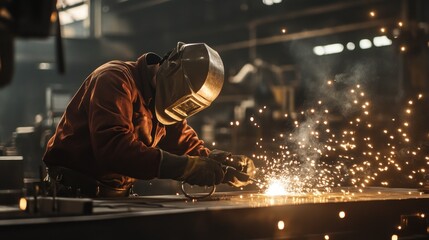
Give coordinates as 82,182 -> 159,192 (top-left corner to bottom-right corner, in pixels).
208,149 -> 256,187
158,150 -> 225,187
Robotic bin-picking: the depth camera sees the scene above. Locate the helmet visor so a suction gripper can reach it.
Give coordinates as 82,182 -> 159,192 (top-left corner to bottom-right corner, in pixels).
155,42 -> 224,125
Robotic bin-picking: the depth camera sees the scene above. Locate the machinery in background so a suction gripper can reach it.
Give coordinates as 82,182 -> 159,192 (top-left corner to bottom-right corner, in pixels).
197,58 -> 300,154
0,119 -> 44,204
229,58 -> 299,120
45,85 -> 73,128
0,156 -> 23,205
0,0 -> 66,204
6,85 -> 71,177
0,85 -> 72,204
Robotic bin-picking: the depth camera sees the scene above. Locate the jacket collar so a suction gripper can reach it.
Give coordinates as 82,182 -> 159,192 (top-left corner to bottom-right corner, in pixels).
136,53 -> 161,106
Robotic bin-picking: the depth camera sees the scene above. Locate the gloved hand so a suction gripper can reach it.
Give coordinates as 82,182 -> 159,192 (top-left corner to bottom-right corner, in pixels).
158,150 -> 224,187
208,149 -> 256,187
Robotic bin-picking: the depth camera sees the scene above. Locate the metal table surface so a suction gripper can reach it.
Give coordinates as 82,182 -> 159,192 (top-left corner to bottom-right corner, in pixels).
0,187 -> 428,239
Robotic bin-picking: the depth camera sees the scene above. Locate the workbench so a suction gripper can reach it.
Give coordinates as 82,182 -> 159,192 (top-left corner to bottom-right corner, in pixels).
1,187 -> 428,239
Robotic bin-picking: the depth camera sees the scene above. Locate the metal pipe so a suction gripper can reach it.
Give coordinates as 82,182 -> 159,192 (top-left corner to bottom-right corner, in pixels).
148,0 -> 390,43
215,18 -> 394,52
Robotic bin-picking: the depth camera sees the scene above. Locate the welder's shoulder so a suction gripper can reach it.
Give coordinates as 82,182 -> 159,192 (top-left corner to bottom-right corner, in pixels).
94,60 -> 134,76
91,60 -> 137,85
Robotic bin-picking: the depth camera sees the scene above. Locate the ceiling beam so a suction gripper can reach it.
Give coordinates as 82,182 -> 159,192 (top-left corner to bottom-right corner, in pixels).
214,18 -> 394,52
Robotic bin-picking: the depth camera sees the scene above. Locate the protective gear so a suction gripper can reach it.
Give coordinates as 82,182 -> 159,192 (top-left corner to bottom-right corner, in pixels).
159,150 -> 224,186
43,53 -> 210,189
155,42 -> 224,125
208,149 -> 256,187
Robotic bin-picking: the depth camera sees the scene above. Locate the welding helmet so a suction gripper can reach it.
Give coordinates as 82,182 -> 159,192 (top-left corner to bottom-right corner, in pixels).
155,42 -> 224,125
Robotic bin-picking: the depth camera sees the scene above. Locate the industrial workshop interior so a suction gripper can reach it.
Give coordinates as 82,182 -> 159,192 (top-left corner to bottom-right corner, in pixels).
1,0 -> 429,239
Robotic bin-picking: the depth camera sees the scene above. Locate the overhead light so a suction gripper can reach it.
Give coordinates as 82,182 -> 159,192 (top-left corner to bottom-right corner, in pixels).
323,43 -> 344,55
313,36 -> 390,56
59,11 -> 74,25
346,42 -> 356,50
262,0 -> 282,6
66,3 -> 88,21
262,0 -> 273,5
38,62 -> 53,70
373,35 -> 392,47
58,1 -> 88,25
61,0 -> 85,5
359,39 -> 372,49
313,46 -> 325,56
313,43 -> 344,56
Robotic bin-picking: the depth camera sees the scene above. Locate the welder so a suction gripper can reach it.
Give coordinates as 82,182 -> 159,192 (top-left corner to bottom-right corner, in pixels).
42,42 -> 256,198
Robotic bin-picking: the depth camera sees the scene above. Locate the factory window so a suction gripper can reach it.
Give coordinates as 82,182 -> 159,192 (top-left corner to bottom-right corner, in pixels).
57,0 -> 90,38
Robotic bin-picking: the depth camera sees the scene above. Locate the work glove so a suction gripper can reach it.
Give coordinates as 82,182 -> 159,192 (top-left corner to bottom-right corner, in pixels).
159,150 -> 224,187
208,149 -> 256,187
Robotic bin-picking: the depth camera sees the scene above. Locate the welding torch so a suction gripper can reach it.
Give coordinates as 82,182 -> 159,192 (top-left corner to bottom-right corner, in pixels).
222,165 -> 258,183
180,164 -> 258,200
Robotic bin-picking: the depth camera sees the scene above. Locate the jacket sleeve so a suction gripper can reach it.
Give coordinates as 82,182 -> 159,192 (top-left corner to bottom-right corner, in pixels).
158,120 -> 211,157
88,69 -> 161,179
